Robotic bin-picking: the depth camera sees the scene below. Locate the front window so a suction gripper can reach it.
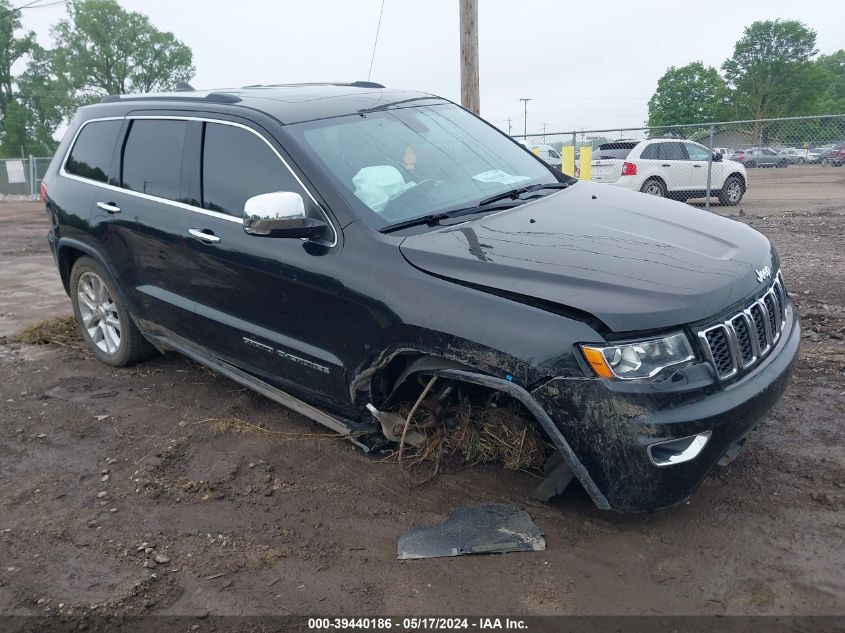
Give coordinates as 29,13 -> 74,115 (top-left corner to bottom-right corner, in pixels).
684,142 -> 711,161
287,103 -> 560,228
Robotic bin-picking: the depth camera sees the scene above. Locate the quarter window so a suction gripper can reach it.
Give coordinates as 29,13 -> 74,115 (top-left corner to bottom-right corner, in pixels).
639,144 -> 659,159
65,120 -> 122,183
122,119 -> 188,201
202,122 -> 302,217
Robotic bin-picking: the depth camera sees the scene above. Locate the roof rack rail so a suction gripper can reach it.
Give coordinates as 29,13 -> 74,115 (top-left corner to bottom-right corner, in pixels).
349,81 -> 385,88
99,92 -> 241,105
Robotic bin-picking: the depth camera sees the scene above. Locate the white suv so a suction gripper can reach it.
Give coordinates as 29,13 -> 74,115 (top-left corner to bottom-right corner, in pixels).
590,139 -> 747,205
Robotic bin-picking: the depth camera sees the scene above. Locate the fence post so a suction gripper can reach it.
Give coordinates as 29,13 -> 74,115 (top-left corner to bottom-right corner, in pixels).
704,124 -> 715,211
28,155 -> 35,199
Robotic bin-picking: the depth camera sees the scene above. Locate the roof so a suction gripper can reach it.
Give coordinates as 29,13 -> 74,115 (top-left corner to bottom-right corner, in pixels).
96,82 -> 448,125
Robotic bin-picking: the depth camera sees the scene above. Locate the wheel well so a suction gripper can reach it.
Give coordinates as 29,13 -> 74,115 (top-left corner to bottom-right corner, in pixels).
726,172 -> 746,190
57,245 -> 86,294
641,175 -> 666,191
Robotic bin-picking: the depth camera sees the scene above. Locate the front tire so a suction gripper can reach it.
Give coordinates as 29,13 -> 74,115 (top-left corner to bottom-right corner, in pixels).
718,175 -> 745,206
70,256 -> 156,366
640,178 -> 666,198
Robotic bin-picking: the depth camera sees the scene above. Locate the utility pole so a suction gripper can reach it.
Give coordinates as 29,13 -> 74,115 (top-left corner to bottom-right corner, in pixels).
506,117 -> 512,135
459,0 -> 479,114
519,98 -> 531,136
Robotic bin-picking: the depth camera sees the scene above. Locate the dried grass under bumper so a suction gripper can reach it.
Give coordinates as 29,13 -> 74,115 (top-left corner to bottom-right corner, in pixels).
393,402 -> 553,475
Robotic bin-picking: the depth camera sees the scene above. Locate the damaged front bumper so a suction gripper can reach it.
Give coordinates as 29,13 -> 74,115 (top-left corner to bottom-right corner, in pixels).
531,307 -> 801,513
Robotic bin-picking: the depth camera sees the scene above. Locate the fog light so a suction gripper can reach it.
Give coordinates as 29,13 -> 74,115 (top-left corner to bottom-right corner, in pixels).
647,431 -> 711,467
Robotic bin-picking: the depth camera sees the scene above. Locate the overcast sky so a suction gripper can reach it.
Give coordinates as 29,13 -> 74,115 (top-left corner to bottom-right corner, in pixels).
18,0 -> 845,135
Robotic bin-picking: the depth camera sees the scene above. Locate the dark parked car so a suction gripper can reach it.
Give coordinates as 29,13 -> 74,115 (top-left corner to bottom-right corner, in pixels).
730,147 -> 789,168
41,83 -> 800,513
825,143 -> 845,166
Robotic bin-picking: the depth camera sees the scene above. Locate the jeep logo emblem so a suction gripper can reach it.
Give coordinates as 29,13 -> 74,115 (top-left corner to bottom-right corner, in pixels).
755,265 -> 772,283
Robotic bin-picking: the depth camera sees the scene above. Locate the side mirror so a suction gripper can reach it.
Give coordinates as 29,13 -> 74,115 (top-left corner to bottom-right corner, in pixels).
243,192 -> 327,239
713,152 -> 723,162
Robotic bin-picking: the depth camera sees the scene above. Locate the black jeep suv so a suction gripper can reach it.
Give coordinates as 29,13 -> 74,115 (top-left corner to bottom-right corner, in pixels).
41,83 -> 799,512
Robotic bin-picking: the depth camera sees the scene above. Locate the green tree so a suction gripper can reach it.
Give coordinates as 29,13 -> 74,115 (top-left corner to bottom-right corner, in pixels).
647,62 -> 730,127
722,20 -> 819,120
0,0 -> 49,155
51,0 -> 194,105
813,50 -> 845,114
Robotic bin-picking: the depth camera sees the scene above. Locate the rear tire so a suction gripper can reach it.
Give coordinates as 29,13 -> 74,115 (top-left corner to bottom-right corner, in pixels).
718,175 -> 745,206
70,256 -> 156,367
640,178 -> 666,198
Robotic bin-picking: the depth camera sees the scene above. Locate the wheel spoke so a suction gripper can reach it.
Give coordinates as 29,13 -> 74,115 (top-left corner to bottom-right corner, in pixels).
105,314 -> 120,329
100,322 -> 116,353
79,294 -> 97,312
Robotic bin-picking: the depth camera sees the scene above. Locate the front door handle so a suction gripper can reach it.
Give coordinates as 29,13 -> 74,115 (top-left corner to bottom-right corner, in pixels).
96,201 -> 121,214
693,164 -> 702,168
188,228 -> 221,244
661,163 -> 671,167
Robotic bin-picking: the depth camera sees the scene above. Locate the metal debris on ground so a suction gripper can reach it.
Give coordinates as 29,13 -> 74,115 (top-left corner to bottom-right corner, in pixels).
397,503 -> 545,560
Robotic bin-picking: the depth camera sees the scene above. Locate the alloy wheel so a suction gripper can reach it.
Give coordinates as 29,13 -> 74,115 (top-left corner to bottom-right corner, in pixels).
77,271 -> 121,354
727,181 -> 742,203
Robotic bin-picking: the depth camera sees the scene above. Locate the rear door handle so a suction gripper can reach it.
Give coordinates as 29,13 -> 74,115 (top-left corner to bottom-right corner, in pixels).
96,201 -> 121,214
188,228 -> 221,244
693,164 -> 702,168
661,163 -> 671,167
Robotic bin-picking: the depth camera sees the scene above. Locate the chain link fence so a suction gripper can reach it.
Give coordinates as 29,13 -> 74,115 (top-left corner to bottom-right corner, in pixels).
514,114 -> 845,208
0,156 -> 52,199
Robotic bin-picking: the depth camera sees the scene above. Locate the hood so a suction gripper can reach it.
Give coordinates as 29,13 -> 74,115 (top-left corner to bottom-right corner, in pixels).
399,181 -> 775,332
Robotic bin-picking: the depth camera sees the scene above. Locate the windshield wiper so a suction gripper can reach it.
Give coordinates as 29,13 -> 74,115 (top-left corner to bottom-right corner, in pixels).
477,182 -> 571,207
379,182 -> 573,234
379,200 -> 522,234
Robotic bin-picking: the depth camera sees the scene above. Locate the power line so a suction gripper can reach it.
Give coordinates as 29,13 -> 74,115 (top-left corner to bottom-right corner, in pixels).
0,0 -> 67,20
367,0 -> 386,82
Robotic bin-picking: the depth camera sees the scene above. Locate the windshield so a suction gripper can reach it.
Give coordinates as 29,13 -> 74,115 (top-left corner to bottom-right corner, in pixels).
287,103 -> 561,228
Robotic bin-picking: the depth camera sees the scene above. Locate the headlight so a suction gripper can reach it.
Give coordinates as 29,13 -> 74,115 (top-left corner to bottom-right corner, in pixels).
581,332 -> 695,380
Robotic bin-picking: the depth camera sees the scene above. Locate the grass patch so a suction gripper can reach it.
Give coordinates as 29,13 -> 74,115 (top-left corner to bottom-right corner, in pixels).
399,402 -> 552,473
11,316 -> 86,350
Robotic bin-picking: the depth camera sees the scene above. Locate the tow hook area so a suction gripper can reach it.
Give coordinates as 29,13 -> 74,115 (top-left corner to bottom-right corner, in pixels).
717,424 -> 759,467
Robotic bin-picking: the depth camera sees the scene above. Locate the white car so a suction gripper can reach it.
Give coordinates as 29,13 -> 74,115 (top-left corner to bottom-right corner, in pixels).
518,141 -> 562,170
590,139 -> 747,205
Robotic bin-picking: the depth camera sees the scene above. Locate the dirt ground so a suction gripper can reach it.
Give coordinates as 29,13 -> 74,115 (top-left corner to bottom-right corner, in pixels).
0,165 -> 843,618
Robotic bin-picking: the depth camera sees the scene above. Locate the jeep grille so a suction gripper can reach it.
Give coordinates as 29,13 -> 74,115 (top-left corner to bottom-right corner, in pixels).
697,272 -> 788,381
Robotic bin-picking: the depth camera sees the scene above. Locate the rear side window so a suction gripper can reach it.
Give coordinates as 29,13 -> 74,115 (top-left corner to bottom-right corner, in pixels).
659,142 -> 687,160
201,122 -> 302,217
639,144 -> 659,159
594,142 -> 637,160
122,119 -> 188,201
65,120 -> 122,183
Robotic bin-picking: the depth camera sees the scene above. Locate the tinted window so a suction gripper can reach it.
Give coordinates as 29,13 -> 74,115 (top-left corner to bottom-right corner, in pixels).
122,119 -> 187,201
202,123 -> 301,217
639,144 -> 659,159
594,142 -> 637,160
659,142 -> 687,160
65,120 -> 122,183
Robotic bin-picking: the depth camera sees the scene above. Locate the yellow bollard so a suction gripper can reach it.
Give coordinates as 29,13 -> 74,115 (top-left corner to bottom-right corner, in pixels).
561,145 -> 575,177
579,146 -> 592,180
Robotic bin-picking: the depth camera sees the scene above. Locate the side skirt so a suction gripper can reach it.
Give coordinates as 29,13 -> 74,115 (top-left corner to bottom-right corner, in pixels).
149,333 -> 376,450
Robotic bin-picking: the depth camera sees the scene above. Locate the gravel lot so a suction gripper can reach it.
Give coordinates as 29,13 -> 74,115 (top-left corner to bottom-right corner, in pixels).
0,165 -> 843,618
